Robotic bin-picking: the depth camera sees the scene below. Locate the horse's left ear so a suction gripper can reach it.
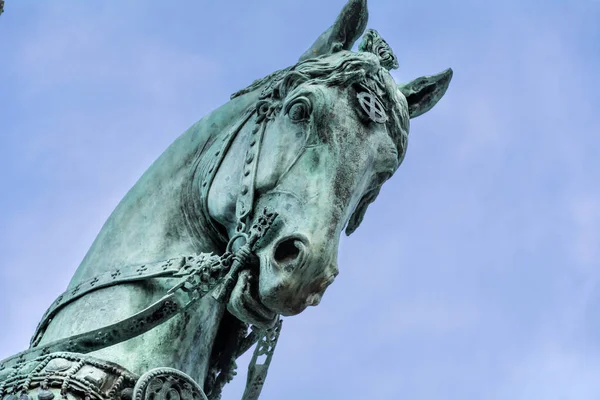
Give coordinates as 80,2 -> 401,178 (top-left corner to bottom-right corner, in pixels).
398,68 -> 453,119
298,0 -> 369,62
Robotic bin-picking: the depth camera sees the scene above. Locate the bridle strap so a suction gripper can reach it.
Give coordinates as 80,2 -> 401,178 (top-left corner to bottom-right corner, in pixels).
235,119 -> 267,232
199,108 -> 257,246
29,257 -> 184,348
5,254 -> 222,369
197,100 -> 283,400
241,320 -> 282,400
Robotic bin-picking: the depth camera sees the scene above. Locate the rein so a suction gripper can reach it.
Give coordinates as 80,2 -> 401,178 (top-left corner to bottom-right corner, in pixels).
2,101 -> 286,400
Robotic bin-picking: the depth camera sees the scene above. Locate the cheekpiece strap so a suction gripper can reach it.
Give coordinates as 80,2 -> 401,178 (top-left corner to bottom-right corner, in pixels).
235,116 -> 267,231
241,320 -> 283,400
200,109 -> 257,241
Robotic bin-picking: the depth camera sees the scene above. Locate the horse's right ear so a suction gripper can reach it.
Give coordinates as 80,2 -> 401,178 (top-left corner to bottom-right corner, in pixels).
298,0 -> 369,62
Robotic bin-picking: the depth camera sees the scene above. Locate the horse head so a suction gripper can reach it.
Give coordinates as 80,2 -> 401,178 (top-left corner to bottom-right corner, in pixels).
206,0 -> 453,329
14,1 -> 453,394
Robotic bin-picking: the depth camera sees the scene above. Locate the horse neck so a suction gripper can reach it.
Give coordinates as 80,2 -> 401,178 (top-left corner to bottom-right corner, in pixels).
35,91 -> 262,383
71,92 -> 260,284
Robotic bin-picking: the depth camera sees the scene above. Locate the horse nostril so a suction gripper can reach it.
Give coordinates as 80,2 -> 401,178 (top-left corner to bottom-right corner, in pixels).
273,237 -> 304,267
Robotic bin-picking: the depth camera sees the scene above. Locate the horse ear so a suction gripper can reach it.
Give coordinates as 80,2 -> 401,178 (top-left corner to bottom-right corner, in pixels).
398,68 -> 453,119
298,0 -> 369,62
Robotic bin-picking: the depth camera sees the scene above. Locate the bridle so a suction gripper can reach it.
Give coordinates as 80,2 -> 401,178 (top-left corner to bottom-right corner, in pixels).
1,94 -> 288,400
1,46 -> 400,399
198,90 -> 293,243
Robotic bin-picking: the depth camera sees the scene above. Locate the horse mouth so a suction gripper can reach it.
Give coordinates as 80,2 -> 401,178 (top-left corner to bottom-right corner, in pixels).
227,269 -> 278,329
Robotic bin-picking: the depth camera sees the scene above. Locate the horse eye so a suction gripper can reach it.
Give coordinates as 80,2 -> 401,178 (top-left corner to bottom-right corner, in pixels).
286,97 -> 311,122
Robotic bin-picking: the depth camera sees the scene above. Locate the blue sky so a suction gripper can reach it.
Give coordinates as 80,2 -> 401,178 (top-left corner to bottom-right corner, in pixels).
0,0 -> 599,399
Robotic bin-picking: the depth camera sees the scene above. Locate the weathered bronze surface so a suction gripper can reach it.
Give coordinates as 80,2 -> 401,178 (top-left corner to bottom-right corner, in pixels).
0,1 -> 452,399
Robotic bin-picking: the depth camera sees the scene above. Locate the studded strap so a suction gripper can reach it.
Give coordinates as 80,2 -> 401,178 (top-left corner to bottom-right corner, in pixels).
200,109 -> 257,238
30,257 -> 185,348
235,121 -> 266,229
3,291 -> 185,370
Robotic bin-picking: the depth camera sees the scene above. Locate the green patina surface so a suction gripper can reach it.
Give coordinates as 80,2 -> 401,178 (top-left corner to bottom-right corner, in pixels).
1,1 -> 452,399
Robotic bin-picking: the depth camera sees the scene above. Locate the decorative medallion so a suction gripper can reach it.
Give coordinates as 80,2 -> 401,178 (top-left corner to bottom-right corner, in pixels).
45,359 -> 72,373
133,368 -> 207,400
357,91 -> 388,123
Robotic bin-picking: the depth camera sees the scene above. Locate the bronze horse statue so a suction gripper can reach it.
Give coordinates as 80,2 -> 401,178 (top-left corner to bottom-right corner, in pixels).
0,1 -> 452,399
